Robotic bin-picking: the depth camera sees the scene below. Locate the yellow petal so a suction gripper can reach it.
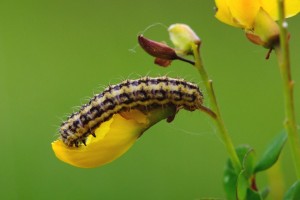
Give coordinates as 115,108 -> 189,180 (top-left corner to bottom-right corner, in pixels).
228,0 -> 262,29
52,106 -> 176,168
215,0 -> 262,28
215,0 -> 243,28
52,112 -> 145,168
215,0 -> 300,29
261,0 -> 300,20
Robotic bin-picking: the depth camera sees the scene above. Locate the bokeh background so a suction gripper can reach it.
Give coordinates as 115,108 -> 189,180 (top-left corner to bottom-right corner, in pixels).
0,0 -> 299,199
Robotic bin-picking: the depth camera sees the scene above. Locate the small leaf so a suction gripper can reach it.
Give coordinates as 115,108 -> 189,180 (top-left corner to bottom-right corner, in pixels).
237,171 -> 249,200
223,162 -> 238,200
284,181 -> 300,200
236,145 -> 256,178
223,145 -> 256,200
246,188 -> 263,200
254,131 -> 287,173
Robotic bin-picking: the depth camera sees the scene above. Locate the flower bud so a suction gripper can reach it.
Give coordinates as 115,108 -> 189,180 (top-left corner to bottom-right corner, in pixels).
154,57 -> 172,67
138,35 -> 178,60
138,35 -> 195,67
168,24 -> 201,55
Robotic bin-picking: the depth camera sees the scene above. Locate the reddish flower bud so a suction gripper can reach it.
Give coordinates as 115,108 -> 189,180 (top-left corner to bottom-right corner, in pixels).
138,35 -> 178,60
154,57 -> 173,67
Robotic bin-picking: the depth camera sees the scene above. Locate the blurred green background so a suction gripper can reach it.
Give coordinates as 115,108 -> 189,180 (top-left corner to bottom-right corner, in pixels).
0,0 -> 299,199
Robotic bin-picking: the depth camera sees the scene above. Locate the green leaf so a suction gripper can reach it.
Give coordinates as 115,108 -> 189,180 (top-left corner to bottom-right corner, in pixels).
284,181 -> 300,200
223,162 -> 238,200
224,145 -> 256,200
254,131 -> 287,173
237,145 -> 256,179
237,171 -> 249,200
246,188 -> 263,200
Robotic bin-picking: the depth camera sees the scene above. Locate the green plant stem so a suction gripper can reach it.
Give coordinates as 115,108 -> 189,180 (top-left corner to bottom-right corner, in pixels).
191,43 -> 242,173
275,0 -> 300,178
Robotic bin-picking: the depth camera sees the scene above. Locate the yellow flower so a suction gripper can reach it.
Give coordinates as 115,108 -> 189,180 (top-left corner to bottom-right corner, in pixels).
215,0 -> 300,29
215,0 -> 300,47
52,107 -> 176,168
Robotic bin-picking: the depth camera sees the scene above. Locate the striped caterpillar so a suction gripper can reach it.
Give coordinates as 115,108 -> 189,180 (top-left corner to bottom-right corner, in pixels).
60,76 -> 203,147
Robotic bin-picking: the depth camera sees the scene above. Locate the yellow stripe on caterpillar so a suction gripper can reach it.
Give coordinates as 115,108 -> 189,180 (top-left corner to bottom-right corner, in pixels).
59,76 -> 203,147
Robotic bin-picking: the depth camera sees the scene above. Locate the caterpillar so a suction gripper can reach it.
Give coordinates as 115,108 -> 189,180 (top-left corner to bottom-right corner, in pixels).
59,76 -> 203,147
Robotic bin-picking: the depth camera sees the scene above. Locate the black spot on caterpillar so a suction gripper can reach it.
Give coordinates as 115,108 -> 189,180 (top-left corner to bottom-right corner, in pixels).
59,76 -> 203,147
